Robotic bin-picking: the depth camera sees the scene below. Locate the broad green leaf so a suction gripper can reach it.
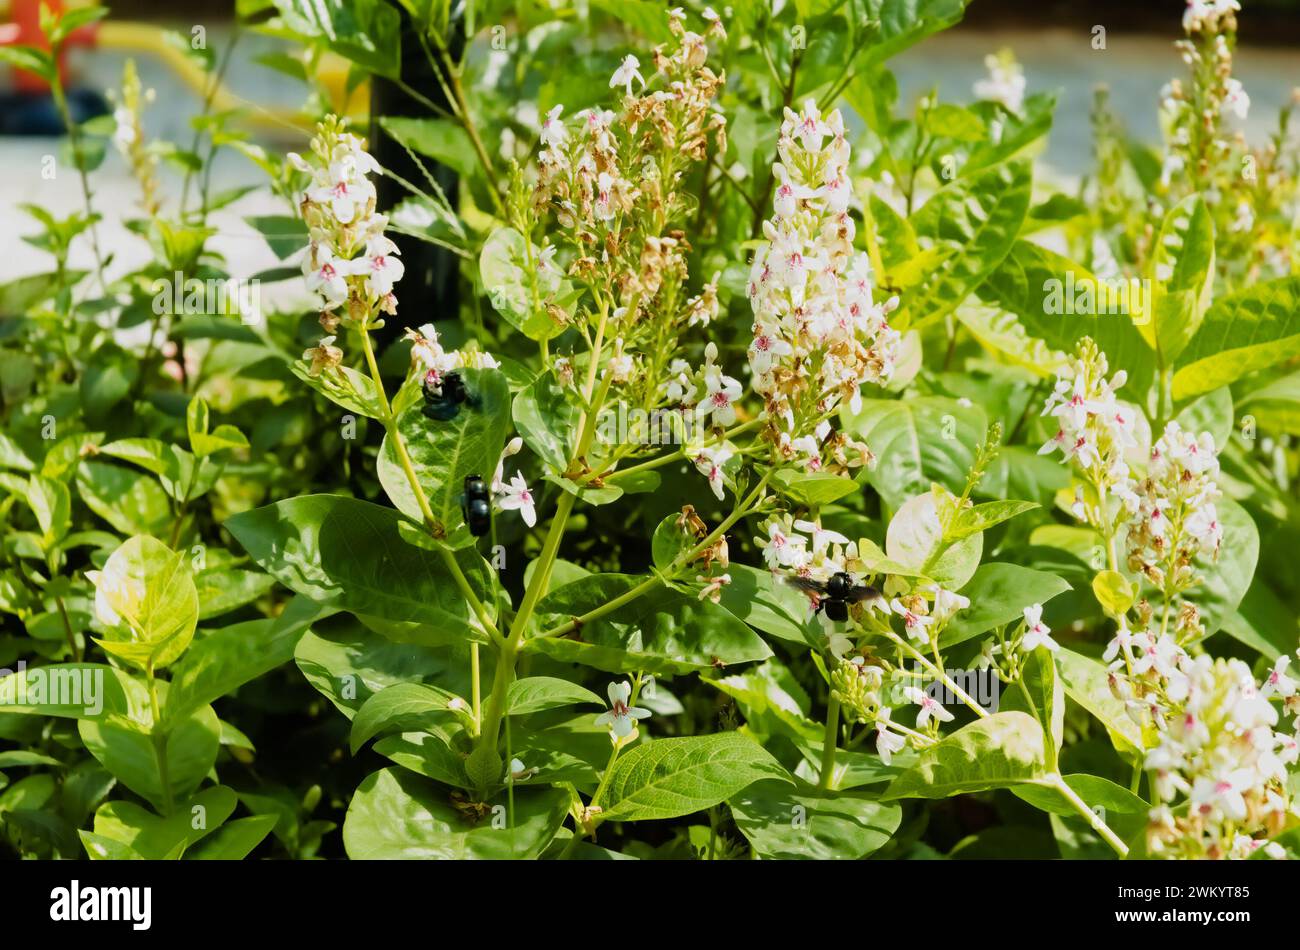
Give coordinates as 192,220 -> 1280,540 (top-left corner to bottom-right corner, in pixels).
225,494 -> 492,632
294,619 -> 463,719
885,490 -> 982,590
76,461 -> 172,537
88,785 -> 236,859
895,159 -> 1032,330
730,779 -> 901,859
771,469 -> 859,506
78,703 -> 221,813
377,367 -> 511,535
1142,195 -> 1215,365
343,767 -> 568,859
1190,497 -> 1257,636
378,116 -> 477,178
187,813 -> 279,859
600,733 -> 789,822
1173,275 -> 1300,400
530,574 -> 772,675
480,227 -> 568,341
271,0 -> 400,78
715,564 -> 823,649
91,536 -> 199,671
513,372 -> 577,472
506,677 -> 603,716
1055,647 -> 1143,756
0,663 -> 145,719
1092,570 -> 1136,619
290,362 -> 385,419
1000,647 -> 1064,769
350,682 -> 464,753
947,499 -> 1038,541
941,563 -> 1072,647
194,567 -> 276,620
165,596 -> 329,726
976,240 -> 1154,390
882,711 -> 1047,799
844,396 -> 987,512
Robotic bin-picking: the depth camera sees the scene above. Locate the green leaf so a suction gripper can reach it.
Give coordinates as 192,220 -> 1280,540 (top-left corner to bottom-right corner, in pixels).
194,567 -> 276,620
1143,195 -> 1214,366
350,682 -> 464,753
715,564 -> 823,649
377,368 -> 511,534
729,779 -> 901,859
941,563 -> 1071,647
343,768 -> 568,859
0,663 -> 145,719
506,677 -> 603,716
895,159 -> 1032,330
975,240 -> 1155,389
882,711 -> 1047,799
885,490 -> 982,590
76,461 -> 173,537
1192,497 -> 1258,636
1173,275 -> 1300,400
25,474 -> 70,546
1055,647 -> 1143,756
378,116 -> 477,178
290,362 -> 386,419
530,574 -> 772,675
479,227 -> 568,342
1001,647 -> 1064,769
165,596 -> 328,726
947,499 -> 1038,541
225,494 -> 492,632
512,373 -> 577,472
78,703 -> 222,813
771,469 -> 860,506
187,813 -> 279,859
1012,773 -> 1146,821
91,536 -> 199,671
844,396 -> 987,512
87,786 -> 236,859
600,733 -> 790,822
271,0 -> 400,78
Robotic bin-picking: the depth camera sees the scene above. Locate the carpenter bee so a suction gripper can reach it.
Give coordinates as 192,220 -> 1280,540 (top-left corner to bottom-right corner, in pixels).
422,370 -> 475,421
785,571 -> 881,623
461,474 -> 491,537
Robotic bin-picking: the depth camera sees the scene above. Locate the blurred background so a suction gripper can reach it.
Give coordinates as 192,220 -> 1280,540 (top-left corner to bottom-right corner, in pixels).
2,0 -> 1298,283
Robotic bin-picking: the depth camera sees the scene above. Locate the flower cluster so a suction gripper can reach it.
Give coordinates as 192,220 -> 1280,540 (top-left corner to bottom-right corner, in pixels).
1125,420 -> 1224,594
291,118 -> 402,344
1038,338 -> 1139,506
746,100 -> 900,451
972,48 -> 1026,115
110,59 -> 160,216
1143,654 -> 1296,859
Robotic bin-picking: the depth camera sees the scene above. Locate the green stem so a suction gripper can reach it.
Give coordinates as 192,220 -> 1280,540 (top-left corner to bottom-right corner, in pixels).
146,662 -> 173,816
1049,774 -> 1129,858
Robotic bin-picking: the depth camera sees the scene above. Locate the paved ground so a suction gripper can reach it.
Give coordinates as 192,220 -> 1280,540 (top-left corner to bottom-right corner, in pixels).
2,24 -> 1297,285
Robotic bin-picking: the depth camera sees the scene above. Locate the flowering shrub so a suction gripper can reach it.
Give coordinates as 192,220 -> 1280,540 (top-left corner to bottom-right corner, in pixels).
1,0 -> 1299,862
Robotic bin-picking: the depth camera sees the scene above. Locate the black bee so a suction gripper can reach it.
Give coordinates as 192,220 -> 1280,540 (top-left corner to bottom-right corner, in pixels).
785,571 -> 881,623
422,370 -> 474,421
461,474 -> 491,536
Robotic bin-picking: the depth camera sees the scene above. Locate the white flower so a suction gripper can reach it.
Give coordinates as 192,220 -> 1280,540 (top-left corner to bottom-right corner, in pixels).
973,51 -> 1025,114
540,104 -> 567,148
305,246 -> 350,310
925,584 -> 970,624
491,437 -> 524,494
1021,604 -> 1059,652
890,599 -> 934,644
1262,656 -> 1297,699
692,443 -> 734,501
353,236 -> 405,297
975,638 -> 1001,671
609,55 -> 644,95
1222,78 -> 1249,120
696,369 -> 743,427
904,686 -> 954,729
495,472 -> 536,527
594,681 -> 651,738
876,714 -> 906,765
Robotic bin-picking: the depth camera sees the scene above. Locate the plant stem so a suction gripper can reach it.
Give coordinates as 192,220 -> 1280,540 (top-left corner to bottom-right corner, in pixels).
1049,773 -> 1130,857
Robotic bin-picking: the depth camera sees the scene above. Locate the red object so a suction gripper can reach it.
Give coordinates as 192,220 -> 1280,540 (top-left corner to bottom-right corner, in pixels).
0,0 -> 100,93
